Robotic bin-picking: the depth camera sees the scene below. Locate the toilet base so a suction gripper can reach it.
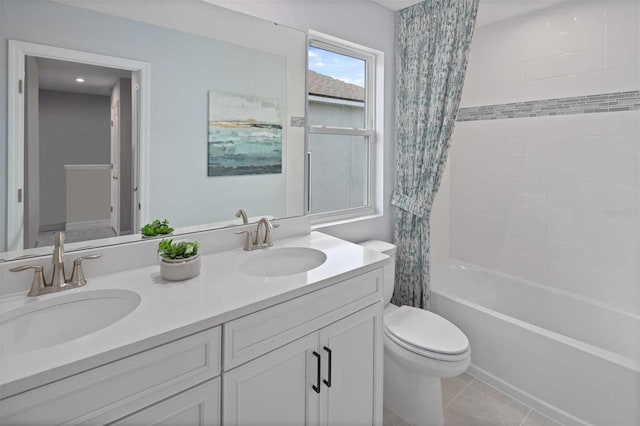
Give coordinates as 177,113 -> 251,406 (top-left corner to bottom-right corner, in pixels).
384,352 -> 445,426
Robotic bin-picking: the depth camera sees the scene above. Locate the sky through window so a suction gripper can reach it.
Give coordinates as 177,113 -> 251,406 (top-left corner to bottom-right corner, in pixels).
308,46 -> 365,88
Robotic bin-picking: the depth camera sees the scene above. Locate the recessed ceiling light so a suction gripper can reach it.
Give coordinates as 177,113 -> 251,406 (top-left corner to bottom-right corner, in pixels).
75,77 -> 85,83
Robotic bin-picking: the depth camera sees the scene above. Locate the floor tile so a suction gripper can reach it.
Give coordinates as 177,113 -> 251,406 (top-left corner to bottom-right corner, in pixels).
444,379 -> 530,426
442,372 -> 475,407
384,406 -> 412,426
521,410 -> 562,426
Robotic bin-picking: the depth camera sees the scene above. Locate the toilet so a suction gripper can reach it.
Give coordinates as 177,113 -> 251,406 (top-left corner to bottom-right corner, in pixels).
360,240 -> 470,426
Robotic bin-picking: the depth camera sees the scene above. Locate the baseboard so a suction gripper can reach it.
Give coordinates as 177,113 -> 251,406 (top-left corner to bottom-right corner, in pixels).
65,219 -> 111,232
466,364 -> 590,426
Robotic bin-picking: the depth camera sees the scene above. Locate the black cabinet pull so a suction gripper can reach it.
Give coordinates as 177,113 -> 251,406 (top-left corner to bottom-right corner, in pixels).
312,351 -> 321,394
323,346 -> 332,388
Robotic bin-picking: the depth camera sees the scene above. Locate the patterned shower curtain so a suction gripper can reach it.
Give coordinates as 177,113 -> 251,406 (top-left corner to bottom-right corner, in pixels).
391,0 -> 478,309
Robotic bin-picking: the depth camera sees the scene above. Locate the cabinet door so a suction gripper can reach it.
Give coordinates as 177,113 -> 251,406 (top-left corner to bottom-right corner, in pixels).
223,332 -> 320,425
320,303 -> 383,426
113,378 -> 220,425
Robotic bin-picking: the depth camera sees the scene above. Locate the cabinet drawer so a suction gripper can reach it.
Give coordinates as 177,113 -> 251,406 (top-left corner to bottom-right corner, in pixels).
1,327 -> 221,425
113,378 -> 220,425
224,268 -> 382,369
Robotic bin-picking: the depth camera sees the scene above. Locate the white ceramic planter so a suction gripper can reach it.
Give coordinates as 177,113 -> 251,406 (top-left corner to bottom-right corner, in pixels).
159,255 -> 201,281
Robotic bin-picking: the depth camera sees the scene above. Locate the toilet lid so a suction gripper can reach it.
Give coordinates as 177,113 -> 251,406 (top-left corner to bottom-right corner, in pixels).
384,306 -> 469,355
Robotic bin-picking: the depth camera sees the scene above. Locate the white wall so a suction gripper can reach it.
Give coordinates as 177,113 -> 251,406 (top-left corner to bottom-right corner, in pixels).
436,0 -> 640,315
210,0 -> 397,243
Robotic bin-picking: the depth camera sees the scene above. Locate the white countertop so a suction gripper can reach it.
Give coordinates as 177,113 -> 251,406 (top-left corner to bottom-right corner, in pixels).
0,232 -> 388,397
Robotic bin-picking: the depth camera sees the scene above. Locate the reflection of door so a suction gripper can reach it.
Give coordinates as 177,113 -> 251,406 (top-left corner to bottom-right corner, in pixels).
110,101 -> 120,234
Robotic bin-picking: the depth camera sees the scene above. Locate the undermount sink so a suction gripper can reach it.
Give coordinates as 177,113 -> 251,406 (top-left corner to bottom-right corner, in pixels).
0,289 -> 140,355
240,247 -> 327,277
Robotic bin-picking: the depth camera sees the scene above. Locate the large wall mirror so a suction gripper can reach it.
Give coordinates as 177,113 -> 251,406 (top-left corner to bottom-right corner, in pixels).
0,0 -> 307,260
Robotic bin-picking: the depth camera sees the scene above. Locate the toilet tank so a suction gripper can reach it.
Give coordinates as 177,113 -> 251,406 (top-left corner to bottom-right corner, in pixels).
359,240 -> 396,305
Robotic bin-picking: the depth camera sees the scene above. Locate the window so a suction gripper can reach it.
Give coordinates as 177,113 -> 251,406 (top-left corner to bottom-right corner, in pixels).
307,34 -> 379,222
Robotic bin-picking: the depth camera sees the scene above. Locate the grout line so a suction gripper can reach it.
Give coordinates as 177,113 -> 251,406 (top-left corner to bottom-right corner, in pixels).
519,408 -> 533,426
444,376 -> 476,409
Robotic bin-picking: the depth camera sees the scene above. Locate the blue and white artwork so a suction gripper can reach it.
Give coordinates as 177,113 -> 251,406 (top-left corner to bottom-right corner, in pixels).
207,91 -> 282,177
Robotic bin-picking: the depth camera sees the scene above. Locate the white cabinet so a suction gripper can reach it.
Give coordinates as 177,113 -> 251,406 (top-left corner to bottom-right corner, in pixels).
113,378 -> 220,425
321,304 -> 382,426
1,265 -> 385,426
223,333 -> 319,425
0,327 -> 221,425
223,303 -> 383,426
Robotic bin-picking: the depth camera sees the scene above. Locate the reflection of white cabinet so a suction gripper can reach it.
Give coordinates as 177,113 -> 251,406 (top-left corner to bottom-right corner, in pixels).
223,303 -> 382,426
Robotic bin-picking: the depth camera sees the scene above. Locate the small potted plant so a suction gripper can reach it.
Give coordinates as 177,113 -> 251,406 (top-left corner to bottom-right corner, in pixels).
158,239 -> 201,281
141,219 -> 175,238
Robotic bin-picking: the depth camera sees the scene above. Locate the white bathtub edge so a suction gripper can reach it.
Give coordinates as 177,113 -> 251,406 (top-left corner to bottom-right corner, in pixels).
466,364 -> 592,426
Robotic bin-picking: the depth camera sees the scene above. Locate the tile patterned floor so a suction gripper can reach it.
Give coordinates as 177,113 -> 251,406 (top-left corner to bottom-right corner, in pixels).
36,226 -> 117,247
383,372 -> 562,426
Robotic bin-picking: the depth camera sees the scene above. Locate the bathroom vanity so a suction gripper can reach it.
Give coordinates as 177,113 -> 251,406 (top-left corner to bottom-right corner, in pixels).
0,231 -> 388,425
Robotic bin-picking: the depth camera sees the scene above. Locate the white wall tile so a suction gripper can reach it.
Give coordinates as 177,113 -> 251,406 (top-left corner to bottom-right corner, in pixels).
482,65 -> 503,87
604,42 -> 638,69
547,201 -> 574,247
448,2 -> 640,314
545,75 -> 576,98
504,61 -> 526,83
573,71 -> 603,96
463,1 -> 638,106
526,57 -> 549,80
604,15 -> 638,47
575,47 -> 604,73
572,2 -> 604,27
548,53 -> 575,77
576,22 -> 604,51
603,65 -> 639,92
502,138 -> 527,158
448,112 -> 639,314
502,82 -> 530,103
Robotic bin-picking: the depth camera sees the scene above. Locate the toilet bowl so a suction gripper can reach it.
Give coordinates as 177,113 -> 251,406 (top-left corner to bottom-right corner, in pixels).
360,241 -> 471,426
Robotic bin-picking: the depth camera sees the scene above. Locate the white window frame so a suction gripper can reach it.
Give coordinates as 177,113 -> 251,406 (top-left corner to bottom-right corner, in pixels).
306,31 -> 383,225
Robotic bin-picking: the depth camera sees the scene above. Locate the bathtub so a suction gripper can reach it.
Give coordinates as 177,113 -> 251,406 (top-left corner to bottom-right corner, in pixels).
430,262 -> 640,426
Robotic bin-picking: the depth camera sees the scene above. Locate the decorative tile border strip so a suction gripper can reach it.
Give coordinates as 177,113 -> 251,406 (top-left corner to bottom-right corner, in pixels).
457,90 -> 640,122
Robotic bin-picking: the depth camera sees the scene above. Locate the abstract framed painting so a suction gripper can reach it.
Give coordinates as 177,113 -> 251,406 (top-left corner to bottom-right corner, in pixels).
207,91 -> 283,177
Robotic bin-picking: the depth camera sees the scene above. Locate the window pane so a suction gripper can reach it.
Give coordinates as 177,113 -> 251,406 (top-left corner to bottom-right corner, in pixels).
308,134 -> 369,214
308,46 -> 366,129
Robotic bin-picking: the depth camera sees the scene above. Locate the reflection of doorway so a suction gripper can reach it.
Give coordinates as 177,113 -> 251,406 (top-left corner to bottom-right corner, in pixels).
26,57 -> 132,247
7,41 -> 150,251
111,100 -> 120,235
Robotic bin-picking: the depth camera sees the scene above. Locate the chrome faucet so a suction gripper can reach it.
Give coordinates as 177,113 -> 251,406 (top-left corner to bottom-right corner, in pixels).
235,217 -> 279,251
255,217 -> 278,248
9,231 -> 102,297
235,208 -> 249,224
51,231 -> 67,288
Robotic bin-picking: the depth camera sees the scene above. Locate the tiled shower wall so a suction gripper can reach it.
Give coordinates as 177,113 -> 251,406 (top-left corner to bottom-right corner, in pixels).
444,1 -> 640,315
461,1 -> 639,106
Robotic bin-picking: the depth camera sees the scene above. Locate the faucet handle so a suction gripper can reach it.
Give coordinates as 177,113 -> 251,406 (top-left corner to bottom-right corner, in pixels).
70,254 -> 102,287
235,230 -> 254,251
264,219 -> 279,247
9,264 -> 47,297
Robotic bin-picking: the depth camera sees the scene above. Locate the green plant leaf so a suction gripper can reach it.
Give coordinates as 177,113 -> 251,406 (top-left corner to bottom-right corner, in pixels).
158,239 -> 199,260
